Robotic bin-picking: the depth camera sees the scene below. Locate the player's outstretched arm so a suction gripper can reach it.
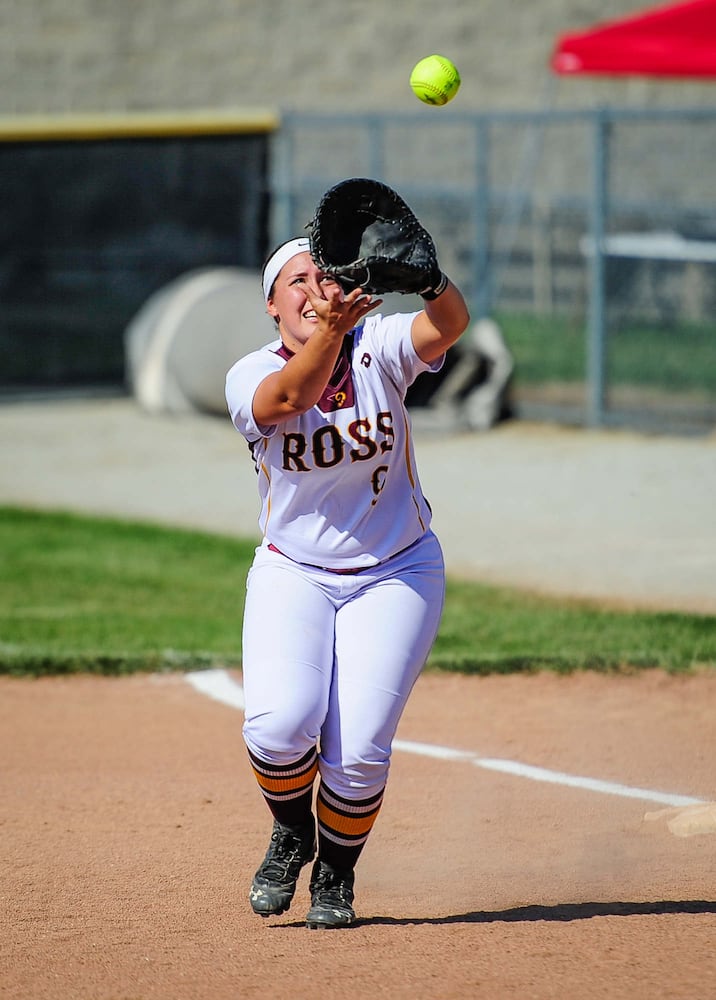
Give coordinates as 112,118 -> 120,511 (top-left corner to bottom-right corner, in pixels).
252,285 -> 381,426
411,280 -> 470,365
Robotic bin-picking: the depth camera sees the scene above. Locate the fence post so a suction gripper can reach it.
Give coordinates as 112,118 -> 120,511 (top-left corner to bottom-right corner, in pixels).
586,109 -> 610,428
473,118 -> 492,318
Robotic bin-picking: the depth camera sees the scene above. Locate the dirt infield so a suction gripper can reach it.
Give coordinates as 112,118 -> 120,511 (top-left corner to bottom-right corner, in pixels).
2,398 -> 715,998
2,668 -> 715,1000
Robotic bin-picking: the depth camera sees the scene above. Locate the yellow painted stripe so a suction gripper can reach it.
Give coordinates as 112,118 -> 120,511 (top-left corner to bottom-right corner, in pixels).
0,109 -> 279,143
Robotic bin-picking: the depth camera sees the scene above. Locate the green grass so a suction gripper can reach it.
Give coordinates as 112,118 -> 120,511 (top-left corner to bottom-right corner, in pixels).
1,506 -> 714,677
498,311 -> 716,393
436,579 -> 715,675
0,507 -> 254,675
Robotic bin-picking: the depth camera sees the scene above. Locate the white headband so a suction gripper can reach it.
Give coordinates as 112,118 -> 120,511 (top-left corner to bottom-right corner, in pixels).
262,238 -> 311,302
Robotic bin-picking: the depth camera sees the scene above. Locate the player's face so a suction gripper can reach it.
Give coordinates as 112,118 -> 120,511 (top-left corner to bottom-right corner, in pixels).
267,252 -> 344,346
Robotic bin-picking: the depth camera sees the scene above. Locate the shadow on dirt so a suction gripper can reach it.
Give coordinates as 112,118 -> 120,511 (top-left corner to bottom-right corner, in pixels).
274,898 -> 716,930
358,899 -> 716,926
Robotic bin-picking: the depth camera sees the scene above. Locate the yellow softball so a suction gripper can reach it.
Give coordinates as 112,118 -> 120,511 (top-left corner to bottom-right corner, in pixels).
410,54 -> 461,106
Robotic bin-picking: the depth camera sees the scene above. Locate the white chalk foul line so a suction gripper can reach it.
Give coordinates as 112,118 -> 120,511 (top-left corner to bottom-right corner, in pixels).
186,670 -> 705,809
394,739 -> 703,807
187,667 -> 246,710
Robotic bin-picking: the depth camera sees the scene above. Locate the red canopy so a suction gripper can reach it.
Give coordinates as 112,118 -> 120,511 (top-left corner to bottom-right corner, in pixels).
551,0 -> 716,77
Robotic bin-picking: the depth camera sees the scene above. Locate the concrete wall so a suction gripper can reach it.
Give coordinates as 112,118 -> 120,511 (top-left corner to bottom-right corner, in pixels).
2,0 -> 715,118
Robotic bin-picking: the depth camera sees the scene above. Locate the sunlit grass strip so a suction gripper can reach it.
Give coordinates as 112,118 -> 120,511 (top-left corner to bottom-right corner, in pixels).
1,506 -> 713,677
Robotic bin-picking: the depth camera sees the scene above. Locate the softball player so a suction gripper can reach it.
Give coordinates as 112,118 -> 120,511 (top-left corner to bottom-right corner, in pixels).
225,235 -> 469,928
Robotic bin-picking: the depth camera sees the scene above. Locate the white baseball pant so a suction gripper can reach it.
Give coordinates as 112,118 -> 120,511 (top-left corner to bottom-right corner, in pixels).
241,530 -> 445,802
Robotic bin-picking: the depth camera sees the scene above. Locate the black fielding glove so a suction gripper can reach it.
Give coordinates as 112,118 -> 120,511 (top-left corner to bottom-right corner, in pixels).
307,178 -> 445,297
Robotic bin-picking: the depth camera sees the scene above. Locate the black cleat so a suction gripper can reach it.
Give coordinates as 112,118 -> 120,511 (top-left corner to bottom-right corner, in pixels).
305,859 -> 356,929
249,818 -> 316,917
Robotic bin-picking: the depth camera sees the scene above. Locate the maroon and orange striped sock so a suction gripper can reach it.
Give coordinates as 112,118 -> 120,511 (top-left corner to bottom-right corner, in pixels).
316,780 -> 384,871
247,745 -> 318,828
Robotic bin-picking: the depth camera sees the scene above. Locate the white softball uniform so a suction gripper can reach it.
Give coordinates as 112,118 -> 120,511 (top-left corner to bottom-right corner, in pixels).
225,311 -> 446,800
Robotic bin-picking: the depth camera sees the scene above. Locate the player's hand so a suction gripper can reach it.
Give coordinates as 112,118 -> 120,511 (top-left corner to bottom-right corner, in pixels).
304,282 -> 382,339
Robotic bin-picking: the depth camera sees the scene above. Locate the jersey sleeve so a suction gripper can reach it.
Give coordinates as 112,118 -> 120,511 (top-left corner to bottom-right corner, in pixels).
360,312 -> 445,394
225,344 -> 283,443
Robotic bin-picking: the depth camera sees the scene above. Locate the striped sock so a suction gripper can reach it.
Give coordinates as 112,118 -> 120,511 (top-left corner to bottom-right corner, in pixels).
316,781 -> 384,871
248,745 -> 318,828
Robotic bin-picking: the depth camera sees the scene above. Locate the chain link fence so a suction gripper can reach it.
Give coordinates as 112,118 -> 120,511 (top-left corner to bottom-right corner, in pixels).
270,108 -> 716,435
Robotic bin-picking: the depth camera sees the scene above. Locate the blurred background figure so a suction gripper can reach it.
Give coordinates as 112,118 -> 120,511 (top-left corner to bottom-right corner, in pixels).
414,317 -> 514,431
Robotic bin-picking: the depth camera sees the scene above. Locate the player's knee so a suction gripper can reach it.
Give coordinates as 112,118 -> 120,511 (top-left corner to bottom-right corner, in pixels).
323,745 -> 390,800
243,712 -> 317,761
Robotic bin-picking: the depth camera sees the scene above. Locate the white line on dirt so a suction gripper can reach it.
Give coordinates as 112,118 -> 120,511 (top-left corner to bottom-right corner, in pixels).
186,669 -> 705,809
186,667 -> 246,710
